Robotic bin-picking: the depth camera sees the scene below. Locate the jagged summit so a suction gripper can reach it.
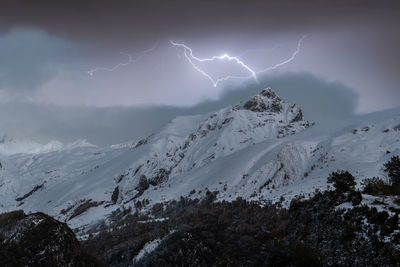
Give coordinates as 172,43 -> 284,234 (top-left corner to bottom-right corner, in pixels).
242,88 -> 303,122
243,88 -> 283,112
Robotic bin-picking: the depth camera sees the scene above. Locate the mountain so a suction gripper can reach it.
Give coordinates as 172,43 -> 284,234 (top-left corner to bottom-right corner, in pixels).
0,87 -> 399,234
0,135 -> 94,155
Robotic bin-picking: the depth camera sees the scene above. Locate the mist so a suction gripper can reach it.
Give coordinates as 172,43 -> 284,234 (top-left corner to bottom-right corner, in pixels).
0,72 -> 358,145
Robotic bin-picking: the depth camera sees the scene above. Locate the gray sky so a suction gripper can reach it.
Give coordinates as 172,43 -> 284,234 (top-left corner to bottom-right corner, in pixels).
0,0 -> 399,144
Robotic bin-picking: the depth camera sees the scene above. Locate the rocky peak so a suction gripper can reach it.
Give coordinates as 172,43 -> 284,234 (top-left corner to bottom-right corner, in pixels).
243,87 -> 283,113
260,87 -> 281,99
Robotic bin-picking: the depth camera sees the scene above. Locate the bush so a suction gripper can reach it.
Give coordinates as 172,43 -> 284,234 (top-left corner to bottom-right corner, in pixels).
0,210 -> 24,226
384,156 -> 400,185
350,191 -> 362,206
362,177 -> 388,195
327,171 -> 356,193
289,243 -> 322,267
362,177 -> 400,196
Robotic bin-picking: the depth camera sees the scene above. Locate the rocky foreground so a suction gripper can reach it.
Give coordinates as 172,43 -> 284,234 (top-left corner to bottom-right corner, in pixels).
0,210 -> 103,266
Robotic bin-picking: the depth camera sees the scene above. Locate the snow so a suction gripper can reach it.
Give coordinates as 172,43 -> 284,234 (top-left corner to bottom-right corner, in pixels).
0,136 -> 95,155
138,218 -> 168,224
0,88 -> 399,232
132,230 -> 176,264
132,238 -> 162,263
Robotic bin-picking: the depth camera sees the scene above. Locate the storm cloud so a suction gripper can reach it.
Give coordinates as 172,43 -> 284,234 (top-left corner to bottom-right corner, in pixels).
0,0 -> 398,145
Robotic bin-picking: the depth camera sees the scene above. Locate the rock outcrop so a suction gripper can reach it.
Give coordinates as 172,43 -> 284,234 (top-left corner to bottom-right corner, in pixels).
0,210 -> 102,266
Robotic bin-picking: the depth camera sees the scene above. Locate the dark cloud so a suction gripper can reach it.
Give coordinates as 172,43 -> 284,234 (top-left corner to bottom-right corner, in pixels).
0,0 -> 398,49
0,0 -> 398,111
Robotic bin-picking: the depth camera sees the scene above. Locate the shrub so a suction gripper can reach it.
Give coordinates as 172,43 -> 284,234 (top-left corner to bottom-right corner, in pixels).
0,210 -> 25,226
290,243 -> 322,267
384,156 -> 400,185
350,191 -> 362,206
362,177 -> 400,196
362,177 -> 388,195
327,171 -> 356,193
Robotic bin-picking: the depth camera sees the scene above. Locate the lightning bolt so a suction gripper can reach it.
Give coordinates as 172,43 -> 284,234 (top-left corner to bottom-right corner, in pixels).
170,40 -> 258,87
256,35 -> 306,74
171,35 -> 306,87
88,43 -> 158,76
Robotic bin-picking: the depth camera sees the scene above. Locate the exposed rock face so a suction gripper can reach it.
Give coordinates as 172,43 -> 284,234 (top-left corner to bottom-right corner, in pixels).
243,88 -> 283,112
111,186 -> 119,204
149,168 -> 170,185
137,175 -> 150,193
290,107 -> 303,122
15,183 -> 45,202
0,210 -> 101,266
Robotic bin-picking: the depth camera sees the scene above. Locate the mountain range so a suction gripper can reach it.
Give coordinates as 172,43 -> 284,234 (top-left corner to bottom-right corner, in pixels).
0,87 -> 399,234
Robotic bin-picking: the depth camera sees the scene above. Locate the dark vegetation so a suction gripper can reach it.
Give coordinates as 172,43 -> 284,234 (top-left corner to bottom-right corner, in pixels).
2,157 -> 400,266
0,210 -> 103,266
327,170 -> 356,193
384,155 -> 400,185
82,161 -> 400,267
362,156 -> 400,197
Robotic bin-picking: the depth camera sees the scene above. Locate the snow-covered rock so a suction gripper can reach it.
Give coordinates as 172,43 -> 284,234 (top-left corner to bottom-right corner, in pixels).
0,87 -> 399,232
116,88 -> 311,202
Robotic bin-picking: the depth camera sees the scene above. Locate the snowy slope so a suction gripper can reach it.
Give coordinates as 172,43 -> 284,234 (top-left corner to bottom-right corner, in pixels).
0,88 -> 399,230
0,135 -> 94,155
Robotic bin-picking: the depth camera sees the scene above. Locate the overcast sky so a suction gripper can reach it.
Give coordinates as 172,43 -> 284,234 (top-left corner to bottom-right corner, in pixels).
0,0 -> 399,145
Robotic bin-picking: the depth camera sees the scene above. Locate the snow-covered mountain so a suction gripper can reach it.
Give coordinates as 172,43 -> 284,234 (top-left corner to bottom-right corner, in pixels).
0,135 -> 95,155
0,88 -> 399,231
